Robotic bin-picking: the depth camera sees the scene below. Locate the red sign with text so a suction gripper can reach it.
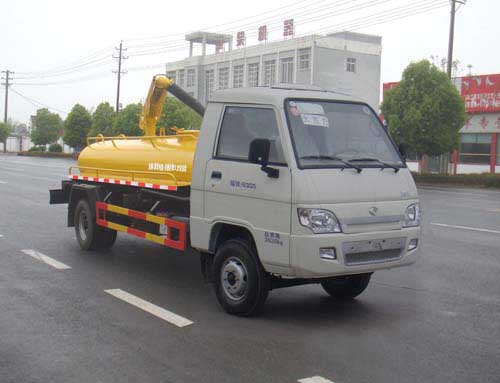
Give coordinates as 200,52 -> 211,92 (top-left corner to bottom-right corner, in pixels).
461,74 -> 500,113
258,25 -> 267,42
283,19 -> 294,38
383,74 -> 500,114
236,31 -> 245,48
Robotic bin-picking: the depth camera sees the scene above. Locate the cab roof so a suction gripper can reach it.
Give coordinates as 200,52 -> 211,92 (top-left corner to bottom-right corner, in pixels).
210,85 -> 359,106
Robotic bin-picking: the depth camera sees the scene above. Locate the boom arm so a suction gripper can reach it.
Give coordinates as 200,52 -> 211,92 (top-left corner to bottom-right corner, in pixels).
139,76 -> 173,137
139,75 -> 206,137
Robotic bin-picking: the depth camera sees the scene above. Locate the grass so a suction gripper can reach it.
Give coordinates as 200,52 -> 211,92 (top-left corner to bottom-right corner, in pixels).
412,172 -> 500,189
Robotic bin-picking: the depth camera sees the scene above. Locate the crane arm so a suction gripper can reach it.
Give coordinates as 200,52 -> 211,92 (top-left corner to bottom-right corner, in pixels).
139,75 -> 206,137
139,75 -> 174,137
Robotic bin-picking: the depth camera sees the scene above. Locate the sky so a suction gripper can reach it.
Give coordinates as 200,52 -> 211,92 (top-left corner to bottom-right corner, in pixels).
0,0 -> 498,124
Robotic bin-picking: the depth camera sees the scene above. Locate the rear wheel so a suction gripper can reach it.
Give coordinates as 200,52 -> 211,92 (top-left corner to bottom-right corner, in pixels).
213,239 -> 269,316
321,273 -> 372,300
74,199 -> 117,251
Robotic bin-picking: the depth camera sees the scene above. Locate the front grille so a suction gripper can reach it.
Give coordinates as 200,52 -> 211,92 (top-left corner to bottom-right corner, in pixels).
344,248 -> 403,266
342,237 -> 405,266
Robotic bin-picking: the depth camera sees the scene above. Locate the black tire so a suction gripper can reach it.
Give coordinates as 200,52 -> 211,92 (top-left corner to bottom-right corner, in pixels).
74,199 -> 117,251
321,273 -> 372,300
213,239 -> 270,316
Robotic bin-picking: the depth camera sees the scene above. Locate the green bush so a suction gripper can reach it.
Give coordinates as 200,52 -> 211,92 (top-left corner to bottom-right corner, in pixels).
412,172 -> 500,189
28,145 -> 46,152
48,143 -> 63,153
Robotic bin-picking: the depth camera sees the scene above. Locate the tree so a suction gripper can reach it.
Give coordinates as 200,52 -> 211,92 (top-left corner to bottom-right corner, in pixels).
64,104 -> 92,150
158,97 -> 202,134
381,60 -> 466,158
0,122 -> 10,153
31,108 -> 63,146
112,103 -> 143,136
90,102 -> 115,136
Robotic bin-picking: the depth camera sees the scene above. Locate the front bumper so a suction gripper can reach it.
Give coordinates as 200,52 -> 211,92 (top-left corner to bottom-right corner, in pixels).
290,227 -> 421,278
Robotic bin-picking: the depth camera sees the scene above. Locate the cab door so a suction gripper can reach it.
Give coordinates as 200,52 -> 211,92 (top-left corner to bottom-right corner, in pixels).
204,105 -> 292,268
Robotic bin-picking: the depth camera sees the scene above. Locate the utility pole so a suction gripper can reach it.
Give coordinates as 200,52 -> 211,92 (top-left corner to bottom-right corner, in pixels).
113,41 -> 127,113
447,0 -> 466,79
1,70 -> 13,153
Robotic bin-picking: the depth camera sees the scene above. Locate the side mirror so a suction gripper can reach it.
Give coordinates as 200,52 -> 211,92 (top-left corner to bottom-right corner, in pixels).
248,138 -> 279,178
249,138 -> 270,165
398,143 -> 407,163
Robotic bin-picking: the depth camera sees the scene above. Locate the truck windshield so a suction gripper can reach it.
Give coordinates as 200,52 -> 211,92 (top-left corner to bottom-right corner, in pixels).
285,100 -> 404,169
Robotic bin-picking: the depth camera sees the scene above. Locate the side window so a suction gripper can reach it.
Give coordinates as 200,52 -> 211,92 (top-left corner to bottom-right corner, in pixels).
217,107 -> 286,164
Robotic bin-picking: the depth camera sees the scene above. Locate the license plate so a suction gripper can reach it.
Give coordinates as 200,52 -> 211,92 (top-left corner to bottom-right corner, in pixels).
342,238 -> 405,254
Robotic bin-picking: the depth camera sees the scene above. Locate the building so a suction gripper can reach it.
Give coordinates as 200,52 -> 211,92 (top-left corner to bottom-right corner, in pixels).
384,73 -> 500,174
165,31 -> 382,111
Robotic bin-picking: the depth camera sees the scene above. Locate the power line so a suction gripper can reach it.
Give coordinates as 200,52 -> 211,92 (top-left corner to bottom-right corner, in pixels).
15,56 -> 114,80
10,87 -> 68,115
314,0 -> 448,35
12,0 -> 449,87
125,0 -> 387,56
15,45 -> 115,77
12,70 -> 115,86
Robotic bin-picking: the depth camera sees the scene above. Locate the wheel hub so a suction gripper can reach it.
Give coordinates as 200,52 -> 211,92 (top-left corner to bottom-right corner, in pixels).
221,257 -> 248,301
78,210 -> 89,241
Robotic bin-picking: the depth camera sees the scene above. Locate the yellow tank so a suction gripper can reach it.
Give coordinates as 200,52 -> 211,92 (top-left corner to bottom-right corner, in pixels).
73,75 -> 206,188
77,130 -> 199,187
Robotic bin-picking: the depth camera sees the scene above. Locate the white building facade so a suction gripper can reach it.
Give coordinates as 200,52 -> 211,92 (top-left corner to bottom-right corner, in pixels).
165,31 -> 382,111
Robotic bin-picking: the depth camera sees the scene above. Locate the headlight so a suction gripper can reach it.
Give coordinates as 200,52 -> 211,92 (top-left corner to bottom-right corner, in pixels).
298,208 -> 342,234
403,203 -> 420,227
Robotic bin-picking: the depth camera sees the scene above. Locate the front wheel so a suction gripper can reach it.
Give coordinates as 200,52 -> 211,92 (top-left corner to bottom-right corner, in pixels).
321,273 -> 372,300
213,239 -> 270,316
74,199 -> 117,251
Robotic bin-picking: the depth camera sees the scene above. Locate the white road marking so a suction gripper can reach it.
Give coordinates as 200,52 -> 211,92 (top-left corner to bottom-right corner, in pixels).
0,159 -> 68,169
0,180 -> 6,184
298,377 -> 335,383
430,222 -> 500,235
0,167 -> 25,172
21,249 -> 72,270
104,289 -> 193,328
0,234 -> 3,238
0,172 -> 57,182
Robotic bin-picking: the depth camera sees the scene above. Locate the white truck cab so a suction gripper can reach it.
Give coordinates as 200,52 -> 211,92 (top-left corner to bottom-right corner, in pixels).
190,86 -> 420,314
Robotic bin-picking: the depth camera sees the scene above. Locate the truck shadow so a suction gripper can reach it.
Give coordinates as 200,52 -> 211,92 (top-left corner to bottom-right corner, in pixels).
79,237 -> 412,327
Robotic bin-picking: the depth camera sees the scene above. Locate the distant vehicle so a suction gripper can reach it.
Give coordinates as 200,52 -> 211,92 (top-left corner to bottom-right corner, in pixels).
50,76 -> 421,316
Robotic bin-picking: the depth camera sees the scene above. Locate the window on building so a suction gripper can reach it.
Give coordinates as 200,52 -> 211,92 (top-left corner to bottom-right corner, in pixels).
167,71 -> 176,83
346,57 -> 356,73
459,133 -> 491,164
247,63 -> 259,87
264,60 -> 276,86
187,68 -> 196,87
205,70 -> 214,101
178,70 -> 185,87
216,107 -> 285,164
233,65 -> 244,88
298,49 -> 310,70
280,57 -> 294,83
218,67 -> 229,90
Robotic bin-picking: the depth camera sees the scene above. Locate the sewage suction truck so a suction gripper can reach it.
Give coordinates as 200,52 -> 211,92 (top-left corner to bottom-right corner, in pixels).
50,75 -> 421,316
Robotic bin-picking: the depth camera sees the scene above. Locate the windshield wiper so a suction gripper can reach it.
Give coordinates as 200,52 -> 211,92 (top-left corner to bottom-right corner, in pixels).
347,157 -> 400,173
300,155 -> 362,173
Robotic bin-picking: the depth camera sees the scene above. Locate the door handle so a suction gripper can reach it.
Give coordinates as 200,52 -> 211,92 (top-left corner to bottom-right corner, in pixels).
211,171 -> 222,179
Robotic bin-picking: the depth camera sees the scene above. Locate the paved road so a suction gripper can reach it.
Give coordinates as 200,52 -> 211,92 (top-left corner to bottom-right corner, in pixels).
1,154 -> 499,383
